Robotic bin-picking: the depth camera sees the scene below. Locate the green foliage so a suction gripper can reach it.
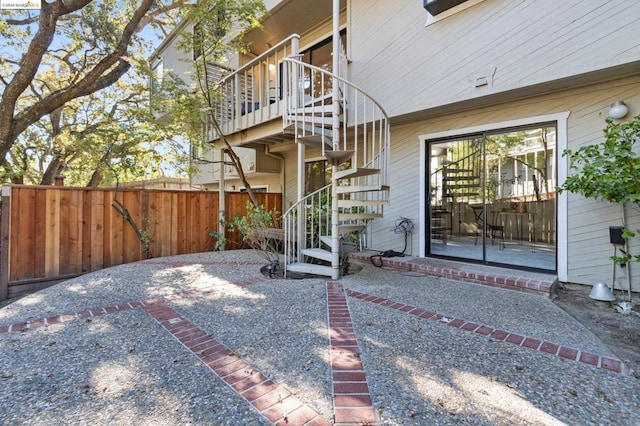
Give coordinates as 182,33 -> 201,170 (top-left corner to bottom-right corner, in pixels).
558,116 -> 640,203
210,202 -> 281,262
1,69 -> 191,186
0,0 -> 189,184
558,115 -> 640,265
209,212 -> 228,251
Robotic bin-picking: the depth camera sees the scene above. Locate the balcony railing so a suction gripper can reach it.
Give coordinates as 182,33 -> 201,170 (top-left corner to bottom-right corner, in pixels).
204,34 -> 300,142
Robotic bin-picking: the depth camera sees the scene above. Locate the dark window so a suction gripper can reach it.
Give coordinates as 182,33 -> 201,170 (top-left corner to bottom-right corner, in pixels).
193,23 -> 203,60
305,160 -> 331,193
300,29 -> 347,99
423,0 -> 469,16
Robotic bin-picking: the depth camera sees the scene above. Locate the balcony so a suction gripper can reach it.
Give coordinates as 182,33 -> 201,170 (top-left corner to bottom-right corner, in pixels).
204,35 -> 300,143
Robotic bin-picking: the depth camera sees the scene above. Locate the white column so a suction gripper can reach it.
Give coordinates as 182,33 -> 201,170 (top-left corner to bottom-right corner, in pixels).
330,0 -> 341,280
218,146 -> 226,251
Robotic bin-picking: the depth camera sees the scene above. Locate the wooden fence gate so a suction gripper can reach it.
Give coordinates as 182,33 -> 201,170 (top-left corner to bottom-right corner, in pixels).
0,185 -> 281,300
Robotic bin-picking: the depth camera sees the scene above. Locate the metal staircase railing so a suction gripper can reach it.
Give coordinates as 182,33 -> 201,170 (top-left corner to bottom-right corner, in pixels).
283,183 -> 331,274
282,58 -> 390,187
282,58 -> 391,277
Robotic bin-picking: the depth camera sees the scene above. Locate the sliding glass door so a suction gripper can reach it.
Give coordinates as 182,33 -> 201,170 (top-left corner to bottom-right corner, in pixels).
427,124 -> 556,271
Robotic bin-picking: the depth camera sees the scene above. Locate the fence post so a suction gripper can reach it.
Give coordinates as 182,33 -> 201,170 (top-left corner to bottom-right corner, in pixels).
0,186 -> 11,301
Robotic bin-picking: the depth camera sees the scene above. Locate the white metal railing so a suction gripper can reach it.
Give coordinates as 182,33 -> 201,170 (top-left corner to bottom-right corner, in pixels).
282,58 -> 390,188
282,58 -> 391,275
283,184 -> 331,275
204,34 -> 300,141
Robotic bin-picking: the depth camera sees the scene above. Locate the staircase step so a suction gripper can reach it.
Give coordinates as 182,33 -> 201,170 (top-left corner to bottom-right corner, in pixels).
301,247 -> 333,263
444,183 -> 481,189
319,225 -> 366,245
297,134 -> 333,150
339,224 -> 367,233
338,199 -> 388,208
444,168 -> 475,174
337,184 -> 389,194
324,150 -> 354,166
443,175 -> 480,180
335,168 -> 380,180
340,213 -> 383,220
287,262 -> 334,277
285,115 -> 334,127
283,123 -> 333,137
444,192 -> 480,197
289,105 -> 334,115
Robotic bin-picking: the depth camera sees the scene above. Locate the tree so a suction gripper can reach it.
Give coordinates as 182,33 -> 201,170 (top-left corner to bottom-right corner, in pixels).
1,0 -> 166,163
559,116 -> 640,204
175,0 -> 266,207
3,70 -> 192,186
1,0 -> 266,187
558,115 -> 640,264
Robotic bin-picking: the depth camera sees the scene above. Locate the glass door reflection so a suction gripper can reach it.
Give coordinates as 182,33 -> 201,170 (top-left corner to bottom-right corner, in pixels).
428,125 -> 556,271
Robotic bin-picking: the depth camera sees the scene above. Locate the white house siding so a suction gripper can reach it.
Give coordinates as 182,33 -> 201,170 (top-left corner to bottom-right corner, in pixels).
363,75 -> 640,291
151,21 -> 196,89
192,146 -> 284,194
283,148 -> 300,210
347,0 -> 640,118
338,0 -> 640,289
190,144 -> 218,187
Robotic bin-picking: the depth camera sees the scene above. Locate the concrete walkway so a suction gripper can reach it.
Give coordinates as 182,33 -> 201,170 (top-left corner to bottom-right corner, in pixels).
0,250 -> 638,425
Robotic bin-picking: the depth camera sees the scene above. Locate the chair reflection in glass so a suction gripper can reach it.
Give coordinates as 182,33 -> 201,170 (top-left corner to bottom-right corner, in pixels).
471,205 -> 505,250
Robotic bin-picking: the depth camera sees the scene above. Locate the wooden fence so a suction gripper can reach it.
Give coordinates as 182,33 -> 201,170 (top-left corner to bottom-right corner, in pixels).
0,185 -> 281,300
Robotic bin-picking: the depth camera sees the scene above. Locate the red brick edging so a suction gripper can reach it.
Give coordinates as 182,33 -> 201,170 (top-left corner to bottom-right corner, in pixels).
346,289 -> 628,375
327,282 -> 377,425
144,302 -> 330,426
349,253 -> 557,296
0,273 -> 328,426
0,275 -> 270,335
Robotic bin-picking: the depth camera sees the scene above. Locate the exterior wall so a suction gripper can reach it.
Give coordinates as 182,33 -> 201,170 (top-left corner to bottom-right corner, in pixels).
156,0 -> 640,290
363,76 -> 640,290
191,146 -> 284,194
347,0 -> 640,117
151,21 -> 196,90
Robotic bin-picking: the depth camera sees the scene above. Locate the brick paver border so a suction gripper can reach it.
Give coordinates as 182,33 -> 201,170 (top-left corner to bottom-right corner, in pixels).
327,282 -> 378,426
0,275 -> 270,335
144,301 -> 330,426
0,265 -> 632,426
349,253 -> 557,296
0,274 -> 329,426
346,289 -> 628,375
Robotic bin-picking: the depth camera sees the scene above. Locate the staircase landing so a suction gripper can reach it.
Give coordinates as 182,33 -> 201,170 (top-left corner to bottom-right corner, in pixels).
349,251 -> 558,297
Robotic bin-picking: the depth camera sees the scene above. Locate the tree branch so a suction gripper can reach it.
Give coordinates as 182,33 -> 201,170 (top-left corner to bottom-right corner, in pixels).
2,0 -> 155,161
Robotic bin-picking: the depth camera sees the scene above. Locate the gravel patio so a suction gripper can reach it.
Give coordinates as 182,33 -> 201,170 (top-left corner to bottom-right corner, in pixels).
0,250 -> 638,425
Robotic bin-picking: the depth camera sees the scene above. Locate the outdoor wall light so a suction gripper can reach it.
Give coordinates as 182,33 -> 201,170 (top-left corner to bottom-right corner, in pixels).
608,100 -> 629,120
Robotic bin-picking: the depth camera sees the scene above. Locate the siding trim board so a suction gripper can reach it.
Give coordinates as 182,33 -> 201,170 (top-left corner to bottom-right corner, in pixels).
419,111 -> 570,281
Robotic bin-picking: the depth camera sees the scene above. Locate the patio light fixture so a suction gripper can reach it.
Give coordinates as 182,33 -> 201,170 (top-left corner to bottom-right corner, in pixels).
608,101 -> 629,120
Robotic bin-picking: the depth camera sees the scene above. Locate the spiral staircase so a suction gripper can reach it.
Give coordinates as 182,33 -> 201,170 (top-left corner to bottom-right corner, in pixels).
281,58 -> 391,279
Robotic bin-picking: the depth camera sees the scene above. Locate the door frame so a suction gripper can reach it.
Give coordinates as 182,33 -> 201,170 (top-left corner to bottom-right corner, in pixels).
419,112 -> 570,281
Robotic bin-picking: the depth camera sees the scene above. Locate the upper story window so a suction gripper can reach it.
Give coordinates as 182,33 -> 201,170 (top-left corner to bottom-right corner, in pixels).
423,0 -> 469,16
193,23 -> 203,61
193,9 -> 227,61
151,58 -> 163,93
423,0 -> 485,24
